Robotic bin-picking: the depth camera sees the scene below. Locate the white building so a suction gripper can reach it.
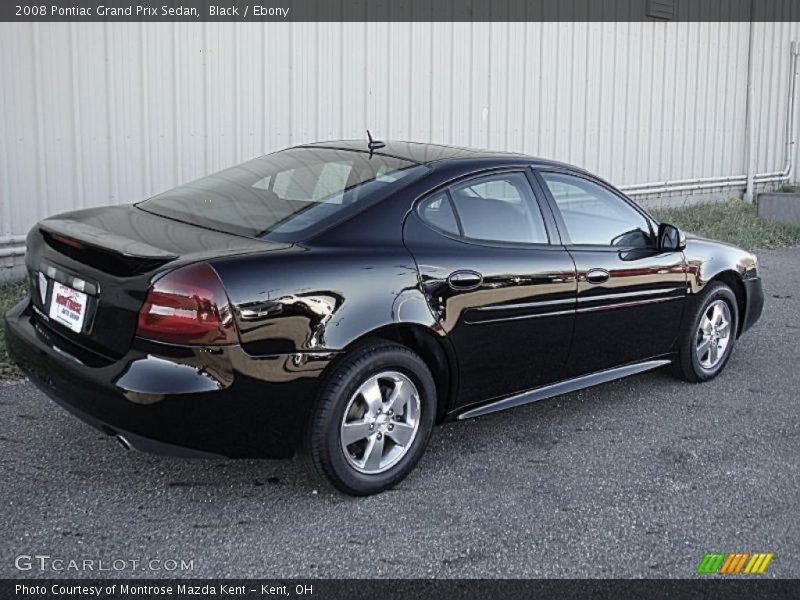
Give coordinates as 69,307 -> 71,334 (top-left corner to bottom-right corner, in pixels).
1,21 -> 800,276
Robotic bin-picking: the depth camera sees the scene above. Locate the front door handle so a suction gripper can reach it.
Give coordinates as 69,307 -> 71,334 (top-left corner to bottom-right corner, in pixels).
585,268 -> 610,284
447,270 -> 483,290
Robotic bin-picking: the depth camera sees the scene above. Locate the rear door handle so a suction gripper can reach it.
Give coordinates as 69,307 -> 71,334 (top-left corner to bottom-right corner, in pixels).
585,268 -> 610,284
447,270 -> 483,290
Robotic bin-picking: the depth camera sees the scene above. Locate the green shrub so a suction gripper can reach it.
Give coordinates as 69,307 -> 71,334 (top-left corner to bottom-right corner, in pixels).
652,198 -> 800,251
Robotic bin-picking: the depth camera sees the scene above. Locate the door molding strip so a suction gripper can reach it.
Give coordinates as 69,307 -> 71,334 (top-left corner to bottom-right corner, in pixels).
457,359 -> 672,420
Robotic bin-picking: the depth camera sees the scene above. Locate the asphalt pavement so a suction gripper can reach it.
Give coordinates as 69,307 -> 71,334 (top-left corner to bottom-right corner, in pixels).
1,248 -> 798,579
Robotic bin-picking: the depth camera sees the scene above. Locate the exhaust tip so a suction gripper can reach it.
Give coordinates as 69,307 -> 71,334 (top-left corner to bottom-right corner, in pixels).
115,434 -> 132,451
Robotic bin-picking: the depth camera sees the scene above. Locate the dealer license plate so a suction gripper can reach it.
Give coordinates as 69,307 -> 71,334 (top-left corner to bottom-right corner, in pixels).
48,281 -> 88,333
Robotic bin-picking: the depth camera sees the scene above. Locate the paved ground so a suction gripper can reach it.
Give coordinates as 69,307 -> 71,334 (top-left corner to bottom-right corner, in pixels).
1,249 -> 798,579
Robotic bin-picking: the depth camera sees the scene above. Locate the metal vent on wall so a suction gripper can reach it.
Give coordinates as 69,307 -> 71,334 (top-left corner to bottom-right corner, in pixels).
646,0 -> 675,20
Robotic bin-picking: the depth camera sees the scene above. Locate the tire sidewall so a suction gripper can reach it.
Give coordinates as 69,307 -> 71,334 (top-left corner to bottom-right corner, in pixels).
687,284 -> 739,381
314,345 -> 436,495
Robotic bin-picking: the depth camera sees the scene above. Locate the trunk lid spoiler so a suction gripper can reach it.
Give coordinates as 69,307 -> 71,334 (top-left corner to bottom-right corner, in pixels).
40,218 -> 179,260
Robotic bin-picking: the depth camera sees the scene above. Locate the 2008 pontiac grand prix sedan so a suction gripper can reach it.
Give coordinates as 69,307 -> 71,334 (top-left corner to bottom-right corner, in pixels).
5,139 -> 764,495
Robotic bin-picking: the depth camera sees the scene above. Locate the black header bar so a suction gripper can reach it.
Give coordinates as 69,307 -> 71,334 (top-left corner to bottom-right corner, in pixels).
3,579 -> 800,600
2,0 -> 800,23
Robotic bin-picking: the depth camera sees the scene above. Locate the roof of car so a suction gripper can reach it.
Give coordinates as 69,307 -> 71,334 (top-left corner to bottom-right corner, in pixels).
298,139 -> 548,166
295,140 -> 603,184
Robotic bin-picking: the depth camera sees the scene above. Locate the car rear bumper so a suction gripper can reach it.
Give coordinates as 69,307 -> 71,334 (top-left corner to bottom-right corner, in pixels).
4,297 -> 334,458
742,276 -> 764,334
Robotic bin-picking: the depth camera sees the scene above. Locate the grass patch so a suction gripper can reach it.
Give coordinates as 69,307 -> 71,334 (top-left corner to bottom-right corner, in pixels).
652,198 -> 800,251
0,279 -> 27,381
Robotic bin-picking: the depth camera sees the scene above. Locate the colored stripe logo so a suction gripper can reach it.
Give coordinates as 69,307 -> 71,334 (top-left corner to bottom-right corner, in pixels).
696,552 -> 773,574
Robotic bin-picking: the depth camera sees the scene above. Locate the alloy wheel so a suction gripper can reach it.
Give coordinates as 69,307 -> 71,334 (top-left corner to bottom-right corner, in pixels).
339,371 -> 421,474
695,299 -> 732,369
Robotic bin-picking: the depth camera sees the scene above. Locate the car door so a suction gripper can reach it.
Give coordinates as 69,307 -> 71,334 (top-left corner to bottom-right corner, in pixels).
403,170 -> 578,410
535,169 -> 687,377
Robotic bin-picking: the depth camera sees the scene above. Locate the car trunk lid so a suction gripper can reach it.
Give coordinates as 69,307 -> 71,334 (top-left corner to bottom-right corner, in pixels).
26,205 -> 290,358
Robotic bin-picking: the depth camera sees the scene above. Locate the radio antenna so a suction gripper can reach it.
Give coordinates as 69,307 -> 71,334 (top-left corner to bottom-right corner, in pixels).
366,130 -> 385,157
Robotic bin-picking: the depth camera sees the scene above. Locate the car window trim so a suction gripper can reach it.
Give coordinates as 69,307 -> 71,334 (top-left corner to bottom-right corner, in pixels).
532,167 -> 658,251
413,168 -> 562,249
445,189 -> 466,237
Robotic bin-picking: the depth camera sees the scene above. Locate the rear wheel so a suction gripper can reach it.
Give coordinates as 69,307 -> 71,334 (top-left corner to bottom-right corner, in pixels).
676,282 -> 738,382
305,341 -> 436,495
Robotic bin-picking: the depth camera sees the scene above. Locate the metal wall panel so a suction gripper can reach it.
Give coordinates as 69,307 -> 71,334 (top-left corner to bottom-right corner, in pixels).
753,21 -> 800,178
1,21 -> 798,242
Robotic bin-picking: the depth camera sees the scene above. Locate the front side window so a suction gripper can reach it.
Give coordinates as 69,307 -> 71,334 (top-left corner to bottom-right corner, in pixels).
138,147 -> 427,241
540,172 -> 652,247
435,172 -> 548,244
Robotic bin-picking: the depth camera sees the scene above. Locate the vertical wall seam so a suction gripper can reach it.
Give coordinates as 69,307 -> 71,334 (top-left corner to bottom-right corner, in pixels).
68,23 -> 85,209
234,23 -> 241,162
103,23 -> 118,203
140,23 -> 152,196
203,21 -> 211,172
0,27 -> 11,235
31,22 -> 49,221
172,22 -> 183,184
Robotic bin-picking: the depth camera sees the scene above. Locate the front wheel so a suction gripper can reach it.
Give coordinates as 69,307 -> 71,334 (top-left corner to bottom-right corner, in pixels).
305,341 -> 436,495
676,282 -> 739,382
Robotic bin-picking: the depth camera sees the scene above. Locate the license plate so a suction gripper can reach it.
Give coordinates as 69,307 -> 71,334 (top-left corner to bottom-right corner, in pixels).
48,281 -> 88,333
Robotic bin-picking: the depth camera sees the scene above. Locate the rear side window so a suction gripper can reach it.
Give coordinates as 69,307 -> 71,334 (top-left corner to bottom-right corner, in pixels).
418,172 -> 548,245
418,192 -> 459,235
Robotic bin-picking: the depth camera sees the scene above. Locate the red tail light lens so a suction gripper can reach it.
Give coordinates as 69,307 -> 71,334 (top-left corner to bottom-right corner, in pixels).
136,263 -> 237,345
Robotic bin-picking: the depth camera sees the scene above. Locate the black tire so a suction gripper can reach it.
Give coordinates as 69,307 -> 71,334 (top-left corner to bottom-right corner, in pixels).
676,281 -> 739,382
305,340 -> 437,496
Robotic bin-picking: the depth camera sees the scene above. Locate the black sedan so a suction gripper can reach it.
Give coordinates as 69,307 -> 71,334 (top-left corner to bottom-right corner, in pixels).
5,139 -> 764,495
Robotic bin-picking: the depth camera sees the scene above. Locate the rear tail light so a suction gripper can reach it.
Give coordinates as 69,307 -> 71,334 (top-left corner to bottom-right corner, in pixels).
136,263 -> 237,345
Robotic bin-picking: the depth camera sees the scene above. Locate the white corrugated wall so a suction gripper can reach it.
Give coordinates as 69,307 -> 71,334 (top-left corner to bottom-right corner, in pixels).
1,21 -> 799,264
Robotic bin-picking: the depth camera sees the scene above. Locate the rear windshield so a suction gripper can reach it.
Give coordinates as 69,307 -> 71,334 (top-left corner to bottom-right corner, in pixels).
137,147 -> 427,241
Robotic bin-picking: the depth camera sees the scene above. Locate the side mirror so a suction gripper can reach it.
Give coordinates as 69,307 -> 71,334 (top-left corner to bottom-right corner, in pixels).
658,223 -> 686,251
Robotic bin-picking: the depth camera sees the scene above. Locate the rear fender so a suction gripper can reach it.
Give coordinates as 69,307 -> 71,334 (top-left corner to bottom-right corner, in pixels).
210,246 -> 442,356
